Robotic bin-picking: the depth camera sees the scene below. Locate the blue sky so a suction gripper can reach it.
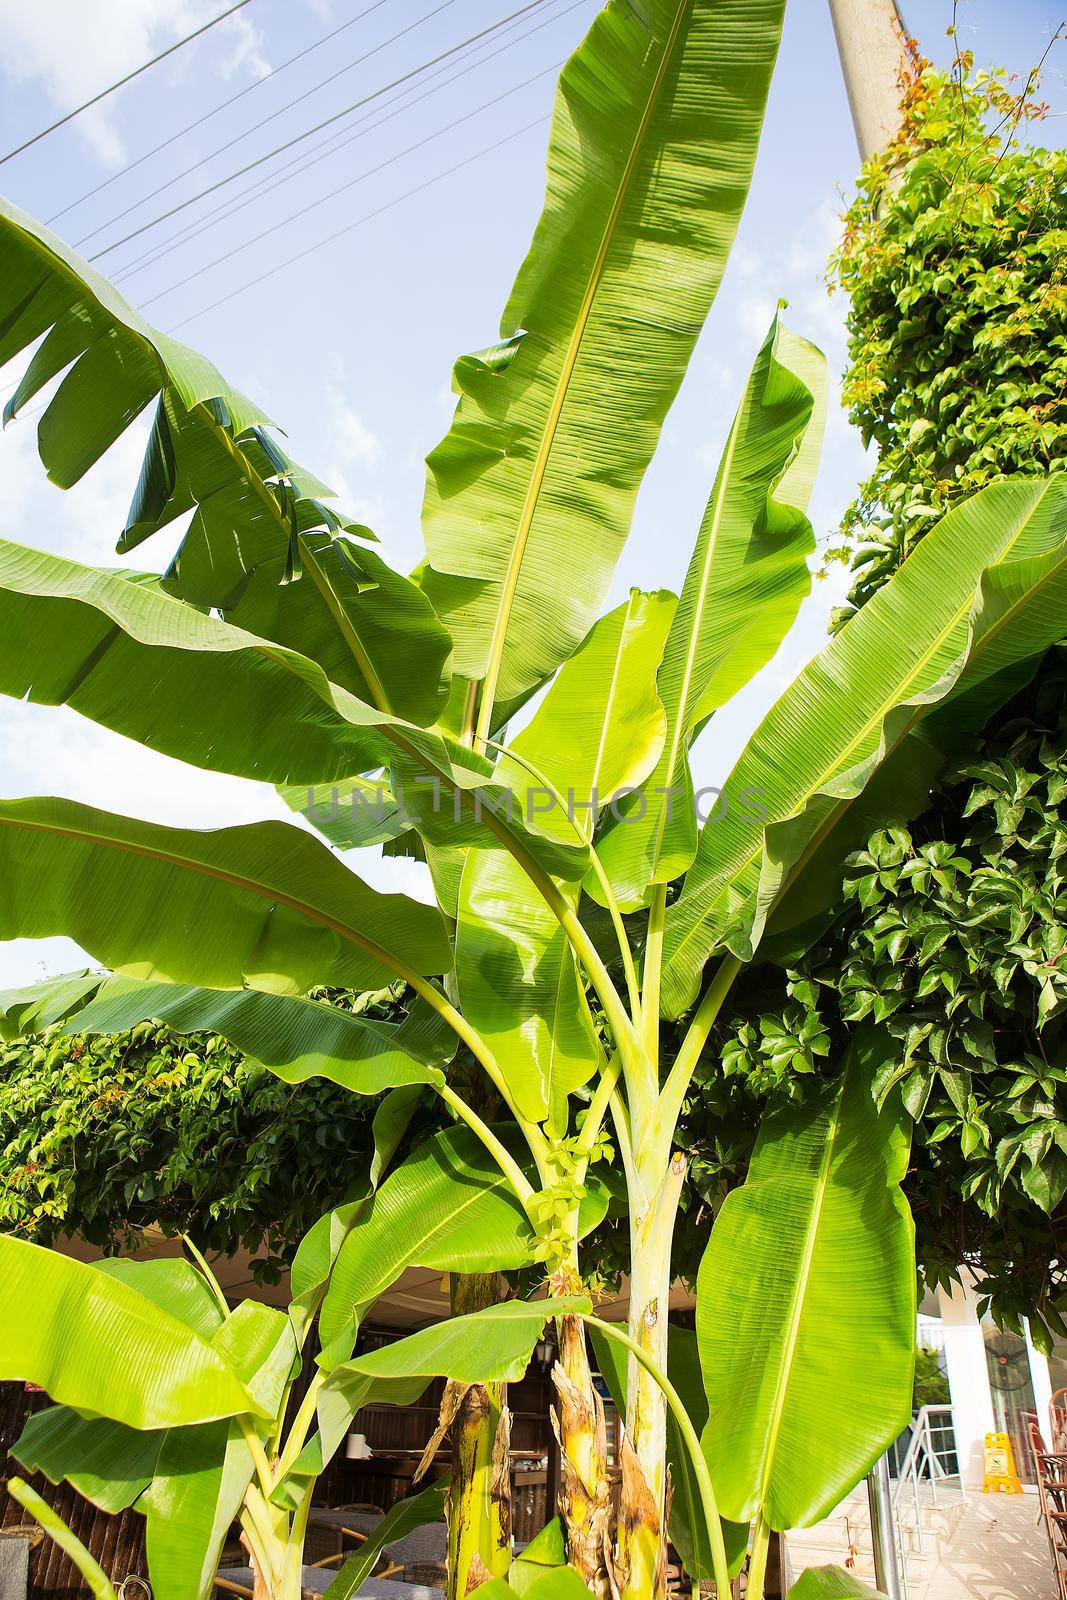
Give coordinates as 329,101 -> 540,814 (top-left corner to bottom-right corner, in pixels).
0,0 -> 1062,986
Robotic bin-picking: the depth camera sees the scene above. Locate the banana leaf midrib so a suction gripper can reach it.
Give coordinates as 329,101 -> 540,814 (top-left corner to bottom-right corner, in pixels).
193,400 -> 395,714
650,398 -> 745,871
669,489 -> 1062,971
475,0 -> 692,740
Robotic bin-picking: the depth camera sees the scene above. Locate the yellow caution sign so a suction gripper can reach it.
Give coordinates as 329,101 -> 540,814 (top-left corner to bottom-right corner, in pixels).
982,1431 -> 1023,1493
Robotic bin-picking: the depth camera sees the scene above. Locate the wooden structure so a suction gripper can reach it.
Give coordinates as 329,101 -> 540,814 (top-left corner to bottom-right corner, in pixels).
1029,1417 -> 1067,1600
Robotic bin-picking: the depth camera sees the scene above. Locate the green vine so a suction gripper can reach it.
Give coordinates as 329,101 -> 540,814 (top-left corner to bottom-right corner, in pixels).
826,48 -> 1066,623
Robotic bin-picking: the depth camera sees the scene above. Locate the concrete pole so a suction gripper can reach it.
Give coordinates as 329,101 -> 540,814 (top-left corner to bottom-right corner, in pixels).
827,0 -> 911,161
937,1277 -> 996,1491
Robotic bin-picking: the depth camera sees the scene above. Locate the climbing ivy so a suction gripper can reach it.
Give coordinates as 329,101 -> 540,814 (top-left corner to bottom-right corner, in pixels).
827,50 -> 1066,622
676,46 -> 1067,1342
692,651 -> 1067,1345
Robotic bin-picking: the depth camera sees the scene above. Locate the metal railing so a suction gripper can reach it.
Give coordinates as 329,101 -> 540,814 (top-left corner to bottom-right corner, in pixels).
891,1405 -> 963,1556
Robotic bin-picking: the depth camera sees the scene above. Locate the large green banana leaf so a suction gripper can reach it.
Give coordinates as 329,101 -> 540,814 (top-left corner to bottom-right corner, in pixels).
0,537 -> 393,785
0,970 -> 104,1040
323,1483 -> 449,1600
663,476 -> 1067,1015
0,798 -> 451,994
0,1236 -> 262,1428
311,1300 -> 591,1492
93,1257 -> 225,1341
65,976 -> 450,1093
143,1421 -> 252,1600
10,1257 -> 228,1511
502,589 -> 676,840
789,1571 -> 886,1599
456,591 -> 673,1126
220,534 -> 454,727
0,194 -> 370,585
318,1126 -> 539,1360
0,197 -> 453,725
695,1030 -> 916,1530
329,1296 -> 591,1387
288,1085 -> 425,1343
0,538 -> 589,878
421,0 -> 787,718
12,1408 -> 163,1515
143,1303 -> 294,1600
597,311 -> 826,909
280,775 -> 409,851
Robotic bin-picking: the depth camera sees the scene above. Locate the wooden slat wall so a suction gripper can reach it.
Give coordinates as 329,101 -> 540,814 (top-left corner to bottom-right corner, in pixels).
1,1383 -> 148,1600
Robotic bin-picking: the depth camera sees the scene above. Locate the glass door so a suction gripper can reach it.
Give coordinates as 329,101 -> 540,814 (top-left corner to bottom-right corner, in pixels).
983,1321 -> 1039,1484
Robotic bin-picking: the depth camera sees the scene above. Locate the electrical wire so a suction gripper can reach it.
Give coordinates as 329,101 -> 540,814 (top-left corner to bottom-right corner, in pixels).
46,0 -> 393,225
111,0 -> 584,287
140,59 -> 560,308
166,114 -> 548,333
75,0 -> 462,250
0,1 -> 255,168
85,0 -> 551,262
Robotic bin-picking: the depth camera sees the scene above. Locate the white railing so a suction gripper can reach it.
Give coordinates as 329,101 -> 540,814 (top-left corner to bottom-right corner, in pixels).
892,1405 -> 963,1556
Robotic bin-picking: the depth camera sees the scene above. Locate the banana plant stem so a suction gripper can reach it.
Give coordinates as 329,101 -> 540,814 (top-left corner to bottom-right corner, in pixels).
284,1488 -> 314,1600
182,1233 -> 230,1316
242,1487 -> 282,1584
583,1315 -> 732,1600
747,1515 -> 771,1600
578,1051 -> 623,1156
239,1421 -> 278,1507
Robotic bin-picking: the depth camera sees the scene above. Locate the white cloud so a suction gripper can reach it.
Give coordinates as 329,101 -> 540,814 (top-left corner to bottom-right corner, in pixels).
0,0 -> 269,167
332,401 -> 381,468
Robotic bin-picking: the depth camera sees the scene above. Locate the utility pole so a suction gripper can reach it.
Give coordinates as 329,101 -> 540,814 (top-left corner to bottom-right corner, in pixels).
827,0 -> 911,160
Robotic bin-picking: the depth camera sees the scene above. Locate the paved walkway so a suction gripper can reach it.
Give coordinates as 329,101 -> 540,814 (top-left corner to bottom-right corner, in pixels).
922,1494 -> 1055,1600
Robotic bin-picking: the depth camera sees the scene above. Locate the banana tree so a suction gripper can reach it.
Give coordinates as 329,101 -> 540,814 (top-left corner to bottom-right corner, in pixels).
1,0 -> 1066,1595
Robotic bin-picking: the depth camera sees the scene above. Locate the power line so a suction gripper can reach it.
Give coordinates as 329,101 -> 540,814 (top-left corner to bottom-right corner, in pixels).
112,0 -> 583,287
86,0 -> 550,263
140,60 -> 560,308
46,0 -> 393,226
167,114 -> 547,333
0,0 -> 256,168
76,0 -> 464,250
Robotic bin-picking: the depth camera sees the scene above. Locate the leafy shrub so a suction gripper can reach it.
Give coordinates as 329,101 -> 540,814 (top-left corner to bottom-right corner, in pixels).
0,986 -> 437,1278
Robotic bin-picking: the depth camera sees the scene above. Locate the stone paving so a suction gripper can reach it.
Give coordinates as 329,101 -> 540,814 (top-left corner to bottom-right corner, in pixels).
921,1493 -> 1055,1600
